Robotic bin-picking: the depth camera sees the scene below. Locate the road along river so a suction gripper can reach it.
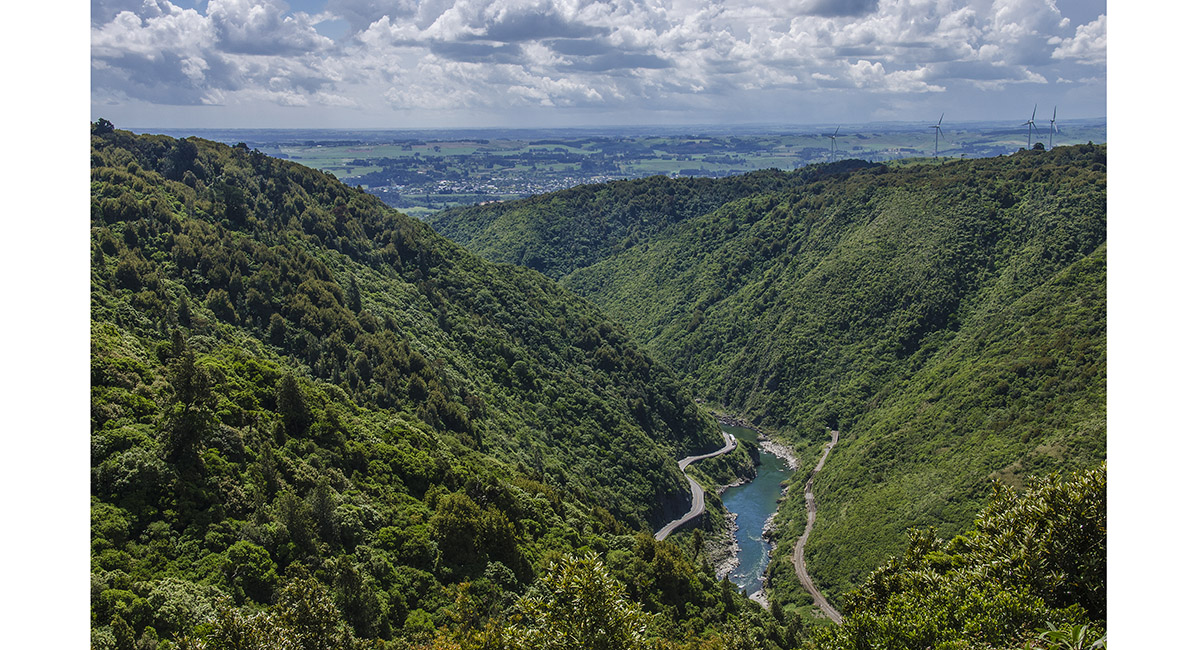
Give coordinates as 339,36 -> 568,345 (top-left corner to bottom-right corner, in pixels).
656,423 -> 839,620
654,432 -> 737,541
791,429 -> 843,622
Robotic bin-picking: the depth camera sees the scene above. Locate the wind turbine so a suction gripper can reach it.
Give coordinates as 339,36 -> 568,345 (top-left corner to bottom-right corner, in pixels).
1023,105 -> 1040,149
1049,106 -> 1059,149
930,113 -> 944,156
824,126 -> 840,155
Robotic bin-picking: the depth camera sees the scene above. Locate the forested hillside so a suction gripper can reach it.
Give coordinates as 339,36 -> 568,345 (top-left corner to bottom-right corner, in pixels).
431,146 -> 1107,608
428,160 -> 876,280
805,464 -> 1106,650
89,127 -> 799,648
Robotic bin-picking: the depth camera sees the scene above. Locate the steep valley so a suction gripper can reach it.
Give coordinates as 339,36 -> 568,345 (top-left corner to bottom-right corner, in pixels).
89,127 -> 1106,649
432,145 -> 1107,610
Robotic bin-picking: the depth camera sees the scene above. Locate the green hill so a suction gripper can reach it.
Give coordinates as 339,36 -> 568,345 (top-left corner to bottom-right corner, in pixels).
428,160 -> 877,280
89,128 -> 801,648
431,146 -> 1107,608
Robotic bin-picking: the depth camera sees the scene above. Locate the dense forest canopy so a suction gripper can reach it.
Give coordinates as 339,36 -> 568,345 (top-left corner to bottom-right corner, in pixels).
89,127 -> 802,649
90,122 -> 1106,650
431,145 -> 1107,608
428,160 -> 877,280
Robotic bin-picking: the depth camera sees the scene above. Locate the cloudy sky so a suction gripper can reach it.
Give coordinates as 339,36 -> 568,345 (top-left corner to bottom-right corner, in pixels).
90,0 -> 1106,128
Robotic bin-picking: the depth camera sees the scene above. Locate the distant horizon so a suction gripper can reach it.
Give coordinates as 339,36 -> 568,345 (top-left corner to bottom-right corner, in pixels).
121,115 -> 1108,136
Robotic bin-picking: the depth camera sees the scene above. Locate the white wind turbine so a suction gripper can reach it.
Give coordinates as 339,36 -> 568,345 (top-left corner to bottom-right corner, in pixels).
824,126 -> 841,155
931,113 -> 944,156
1049,106 -> 1059,149
1023,105 -> 1040,149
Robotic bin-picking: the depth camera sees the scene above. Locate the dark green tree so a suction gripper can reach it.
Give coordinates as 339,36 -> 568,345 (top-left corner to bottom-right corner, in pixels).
224,541 -> 277,604
276,373 -> 311,438
111,615 -> 136,650
176,295 -> 192,328
165,138 -> 199,181
346,275 -> 362,313
162,345 -> 217,468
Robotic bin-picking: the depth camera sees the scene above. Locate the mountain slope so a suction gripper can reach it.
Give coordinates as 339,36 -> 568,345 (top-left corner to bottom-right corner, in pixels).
432,145 -> 1107,606
805,464 -> 1106,650
428,160 -> 877,279
90,129 -> 801,648
91,129 -> 723,528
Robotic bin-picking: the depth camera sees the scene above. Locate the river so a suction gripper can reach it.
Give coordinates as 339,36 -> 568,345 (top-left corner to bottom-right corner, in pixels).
719,423 -> 791,598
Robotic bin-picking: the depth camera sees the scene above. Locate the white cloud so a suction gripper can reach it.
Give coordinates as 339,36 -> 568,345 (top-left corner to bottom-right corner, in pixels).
845,59 -> 944,93
92,4 -> 214,60
207,0 -> 333,55
91,0 -> 1106,125
1052,14 -> 1105,65
92,0 -> 344,107
315,91 -> 359,107
985,0 -> 1065,65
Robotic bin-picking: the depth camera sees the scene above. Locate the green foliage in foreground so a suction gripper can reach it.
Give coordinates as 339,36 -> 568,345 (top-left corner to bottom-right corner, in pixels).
168,465 -> 1106,650
503,552 -> 654,650
177,550 -> 805,650
90,127 -> 801,648
805,464 -> 1106,650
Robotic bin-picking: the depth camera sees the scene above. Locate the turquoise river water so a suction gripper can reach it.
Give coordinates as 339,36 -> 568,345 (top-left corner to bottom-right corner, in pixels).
718,424 -> 791,596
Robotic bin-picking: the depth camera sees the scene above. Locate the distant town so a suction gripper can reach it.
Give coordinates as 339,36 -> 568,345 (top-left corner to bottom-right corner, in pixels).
149,120 -> 1107,218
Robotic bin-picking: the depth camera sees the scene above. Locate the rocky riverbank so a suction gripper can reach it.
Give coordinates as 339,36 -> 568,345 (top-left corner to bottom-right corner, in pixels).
717,476 -> 749,495
713,412 -> 799,471
709,470 -> 754,578
713,412 -> 757,430
759,438 -> 798,471
711,510 -> 741,579
746,511 -> 782,610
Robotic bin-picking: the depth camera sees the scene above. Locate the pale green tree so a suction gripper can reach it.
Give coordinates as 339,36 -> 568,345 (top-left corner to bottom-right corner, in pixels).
503,552 -> 654,650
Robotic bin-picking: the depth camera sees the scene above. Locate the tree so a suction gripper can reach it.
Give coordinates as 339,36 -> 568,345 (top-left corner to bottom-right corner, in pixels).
224,541 -> 277,604
330,555 -> 381,638
93,118 -> 116,135
177,296 -> 193,328
503,552 -> 654,650
275,573 -> 354,650
346,275 -> 362,313
165,138 -> 199,181
111,614 -> 136,650
268,312 -> 287,346
430,491 -> 483,570
276,374 -> 311,438
163,344 -> 217,468
115,253 -> 144,291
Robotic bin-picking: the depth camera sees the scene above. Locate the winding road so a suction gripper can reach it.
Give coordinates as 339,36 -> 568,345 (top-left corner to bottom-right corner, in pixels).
654,432 -> 738,541
791,429 -> 843,623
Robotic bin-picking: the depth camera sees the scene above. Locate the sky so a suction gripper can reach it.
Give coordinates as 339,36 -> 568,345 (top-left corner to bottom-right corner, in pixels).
90,0 -> 1106,129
